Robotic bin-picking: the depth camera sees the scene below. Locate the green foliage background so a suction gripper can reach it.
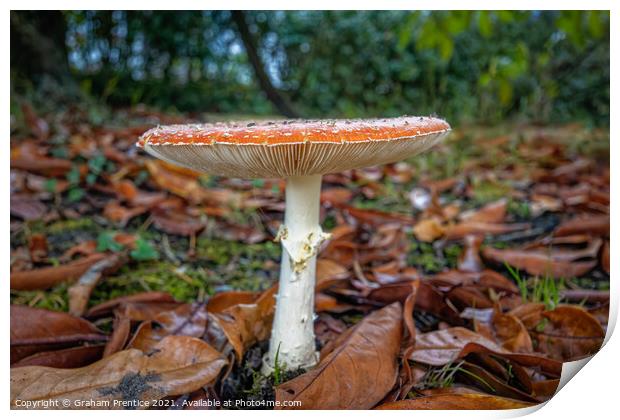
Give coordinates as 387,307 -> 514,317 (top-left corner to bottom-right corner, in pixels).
12,11 -> 610,125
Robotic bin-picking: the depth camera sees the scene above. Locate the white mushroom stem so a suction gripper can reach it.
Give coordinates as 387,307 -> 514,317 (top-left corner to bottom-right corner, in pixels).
263,174 -> 330,374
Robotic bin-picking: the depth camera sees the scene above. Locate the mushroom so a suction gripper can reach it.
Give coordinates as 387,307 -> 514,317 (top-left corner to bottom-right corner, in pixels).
137,116 -> 450,373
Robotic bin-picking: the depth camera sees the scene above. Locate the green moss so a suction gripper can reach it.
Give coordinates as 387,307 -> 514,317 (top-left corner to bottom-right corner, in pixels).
507,198 -> 531,219
407,240 -> 442,273
195,238 -> 280,292
11,283 -> 70,312
90,261 -> 213,305
90,237 -> 281,305
470,179 -> 513,206
443,244 -> 463,269
323,215 -> 337,231
11,236 -> 283,313
47,218 -> 98,235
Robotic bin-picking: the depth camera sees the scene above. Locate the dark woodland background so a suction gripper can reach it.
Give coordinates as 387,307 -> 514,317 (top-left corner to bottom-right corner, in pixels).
11,10 -> 610,125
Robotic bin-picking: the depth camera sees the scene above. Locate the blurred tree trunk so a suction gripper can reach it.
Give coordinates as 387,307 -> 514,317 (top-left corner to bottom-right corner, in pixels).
11,11 -> 72,83
232,11 -> 299,118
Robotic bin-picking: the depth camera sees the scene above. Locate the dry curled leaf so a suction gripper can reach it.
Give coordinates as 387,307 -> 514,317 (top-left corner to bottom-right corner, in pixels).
490,310 -> 533,353
11,253 -> 109,290
68,254 -> 127,316
554,214 -> 609,237
410,327 -> 505,366
482,247 -> 596,278
11,141 -> 71,176
339,204 -> 415,227
533,305 -> 605,361
151,208 -> 206,236
428,269 -> 520,294
275,302 -> 402,410
460,199 -> 507,223
145,160 -> 206,202
11,345 -> 105,369
11,305 -> 107,364
10,196 -> 48,221
320,187 -> 354,205
206,291 -> 260,314
375,392 -> 534,410
11,336 -> 227,409
413,217 -> 445,242
128,303 -> 209,353
315,258 -> 349,290
103,202 -> 148,226
409,326 -> 561,377
86,291 -> 178,318
444,221 -> 530,240
211,285 -> 276,360
601,240 -> 609,273
365,281 -> 464,326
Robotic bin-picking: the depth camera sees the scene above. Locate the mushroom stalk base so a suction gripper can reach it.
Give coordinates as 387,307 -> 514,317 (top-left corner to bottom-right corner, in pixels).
262,174 -> 329,374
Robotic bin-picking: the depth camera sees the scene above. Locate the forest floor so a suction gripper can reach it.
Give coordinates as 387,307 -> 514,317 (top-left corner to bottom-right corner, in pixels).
10,103 -> 610,409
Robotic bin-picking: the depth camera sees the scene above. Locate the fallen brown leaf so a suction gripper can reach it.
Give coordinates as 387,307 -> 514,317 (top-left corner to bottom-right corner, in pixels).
413,217 -> 444,242
145,160 -> 207,203
456,361 -> 539,402
68,254 -> 127,316
444,221 -> 530,240
489,310 -> 533,353
554,214 -> 609,237
460,199 -> 507,224
560,289 -> 609,304
85,291 -> 178,318
534,305 -> 605,361
21,103 -> 50,140
128,302 -> 209,353
217,221 -> 266,244
11,305 -> 107,364
365,281 -> 464,326
28,233 -> 48,262
601,240 -> 609,273
211,285 -> 276,360
103,202 -> 148,226
339,204 -> 415,227
316,258 -> 350,290
409,327 -> 506,366
315,293 -> 356,313
409,327 -> 561,376
447,286 -> 494,310
207,291 -> 260,313
428,270 -> 519,294
112,180 -> 166,207
11,345 -> 105,369
320,187 -> 354,205
276,302 -> 402,409
11,141 -> 71,176
11,253 -> 109,290
10,196 -> 48,221
482,247 -> 596,278
11,336 -> 227,409
151,208 -> 206,236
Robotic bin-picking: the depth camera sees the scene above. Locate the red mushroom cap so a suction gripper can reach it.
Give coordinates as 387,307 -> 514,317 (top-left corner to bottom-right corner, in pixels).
138,116 -> 450,178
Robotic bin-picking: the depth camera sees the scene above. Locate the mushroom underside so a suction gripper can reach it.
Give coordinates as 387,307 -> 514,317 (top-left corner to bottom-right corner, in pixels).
145,132 -> 447,178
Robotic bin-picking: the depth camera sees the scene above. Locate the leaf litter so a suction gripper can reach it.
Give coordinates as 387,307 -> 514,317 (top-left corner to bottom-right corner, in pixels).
10,105 -> 609,409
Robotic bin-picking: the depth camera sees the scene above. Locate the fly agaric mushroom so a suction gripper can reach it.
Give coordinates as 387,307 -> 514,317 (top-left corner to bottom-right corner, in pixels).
137,116 -> 450,372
